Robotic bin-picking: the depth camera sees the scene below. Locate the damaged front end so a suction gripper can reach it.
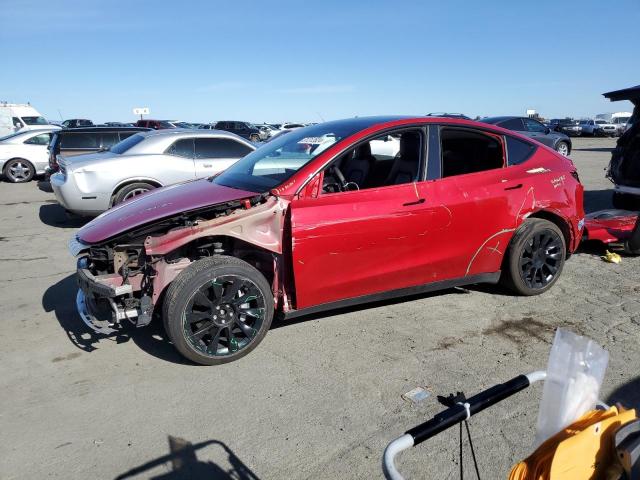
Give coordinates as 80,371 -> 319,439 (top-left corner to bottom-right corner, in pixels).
70,193 -> 289,336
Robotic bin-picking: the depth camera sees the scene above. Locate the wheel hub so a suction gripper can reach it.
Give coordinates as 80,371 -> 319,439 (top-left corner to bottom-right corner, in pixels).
212,303 -> 235,326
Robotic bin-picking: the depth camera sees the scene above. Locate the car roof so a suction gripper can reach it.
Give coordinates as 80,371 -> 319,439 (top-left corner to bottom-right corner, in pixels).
480,116 -> 522,124
57,126 -> 151,133
137,128 -> 253,141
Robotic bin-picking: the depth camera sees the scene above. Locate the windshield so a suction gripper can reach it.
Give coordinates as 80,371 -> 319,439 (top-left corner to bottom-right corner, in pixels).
109,134 -> 145,154
22,116 -> 48,125
595,120 -> 608,125
213,120 -> 373,192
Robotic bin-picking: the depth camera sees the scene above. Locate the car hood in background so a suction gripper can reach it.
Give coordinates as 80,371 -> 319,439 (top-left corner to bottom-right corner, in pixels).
77,179 -> 258,244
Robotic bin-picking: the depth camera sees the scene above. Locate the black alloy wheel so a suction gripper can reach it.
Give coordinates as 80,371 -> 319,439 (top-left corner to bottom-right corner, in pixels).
518,230 -> 563,289
163,255 -> 274,365
183,275 -> 266,357
501,218 -> 566,296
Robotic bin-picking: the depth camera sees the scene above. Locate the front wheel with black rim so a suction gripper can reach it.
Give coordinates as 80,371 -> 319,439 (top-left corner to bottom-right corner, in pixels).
501,218 -> 566,296
163,255 -> 274,365
3,158 -> 35,183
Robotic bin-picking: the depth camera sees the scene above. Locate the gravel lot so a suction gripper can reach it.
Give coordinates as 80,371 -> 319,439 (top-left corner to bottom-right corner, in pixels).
1,137 -> 639,479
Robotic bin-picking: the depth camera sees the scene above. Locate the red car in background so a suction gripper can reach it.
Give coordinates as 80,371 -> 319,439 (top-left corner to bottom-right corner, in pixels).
69,116 -> 584,365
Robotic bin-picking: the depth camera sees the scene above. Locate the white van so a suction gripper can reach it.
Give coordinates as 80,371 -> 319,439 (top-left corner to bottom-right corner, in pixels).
0,103 -> 58,138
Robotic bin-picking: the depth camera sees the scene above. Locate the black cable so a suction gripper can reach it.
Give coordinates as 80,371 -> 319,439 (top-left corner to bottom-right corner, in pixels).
464,420 -> 481,480
459,421 -> 464,480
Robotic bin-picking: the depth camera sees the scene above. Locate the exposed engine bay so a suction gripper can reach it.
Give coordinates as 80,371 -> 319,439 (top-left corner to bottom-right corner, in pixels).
74,193 -> 289,335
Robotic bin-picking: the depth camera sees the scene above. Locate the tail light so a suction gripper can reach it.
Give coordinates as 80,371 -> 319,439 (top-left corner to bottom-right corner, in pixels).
570,170 -> 580,183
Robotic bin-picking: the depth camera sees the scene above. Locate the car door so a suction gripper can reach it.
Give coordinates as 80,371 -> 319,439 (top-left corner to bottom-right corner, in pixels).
22,132 -> 52,169
162,137 -> 198,181
290,127 -> 454,309
428,125 -> 521,278
193,137 -> 253,178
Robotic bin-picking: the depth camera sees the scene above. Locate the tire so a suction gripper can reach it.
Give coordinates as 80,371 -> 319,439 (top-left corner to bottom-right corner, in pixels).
555,141 -> 570,156
3,158 -> 35,183
113,182 -> 156,205
501,219 -> 566,296
249,134 -> 260,142
162,255 -> 274,365
612,192 -> 638,210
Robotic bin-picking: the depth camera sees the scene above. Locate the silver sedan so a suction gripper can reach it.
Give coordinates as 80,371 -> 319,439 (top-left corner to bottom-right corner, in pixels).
51,129 -> 255,216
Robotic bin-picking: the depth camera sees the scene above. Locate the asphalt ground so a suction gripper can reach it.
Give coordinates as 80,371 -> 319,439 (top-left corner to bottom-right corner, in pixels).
1,136 -> 639,479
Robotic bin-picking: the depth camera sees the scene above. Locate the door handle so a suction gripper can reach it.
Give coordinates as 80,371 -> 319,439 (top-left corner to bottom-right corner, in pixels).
403,198 -> 426,206
504,183 -> 523,191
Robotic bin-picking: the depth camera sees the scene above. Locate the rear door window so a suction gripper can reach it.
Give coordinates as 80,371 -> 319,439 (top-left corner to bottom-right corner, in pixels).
523,119 -> 547,133
440,127 -> 504,177
166,138 -> 194,158
99,132 -> 120,148
24,133 -> 52,145
60,133 -> 99,149
498,118 -> 524,131
195,138 -> 253,158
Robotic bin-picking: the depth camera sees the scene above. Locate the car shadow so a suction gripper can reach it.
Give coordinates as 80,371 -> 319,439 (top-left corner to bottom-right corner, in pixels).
272,287 -> 475,328
584,189 -> 613,213
606,376 -> 640,412
36,179 -> 53,193
114,436 -> 260,480
38,203 -> 89,228
572,147 -> 616,153
42,273 -> 188,365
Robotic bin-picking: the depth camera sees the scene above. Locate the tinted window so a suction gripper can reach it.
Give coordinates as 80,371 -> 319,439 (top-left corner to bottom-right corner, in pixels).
498,118 -> 524,131
99,132 -> 120,147
195,138 -> 252,158
118,131 -> 137,141
506,136 -> 536,165
110,134 -> 145,154
60,133 -> 99,149
441,128 -> 504,178
523,119 -> 547,133
24,133 -> 51,145
166,138 -> 194,158
22,116 -> 48,125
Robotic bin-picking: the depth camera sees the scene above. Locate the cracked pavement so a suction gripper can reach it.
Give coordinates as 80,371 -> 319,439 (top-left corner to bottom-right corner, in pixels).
1,137 -> 639,479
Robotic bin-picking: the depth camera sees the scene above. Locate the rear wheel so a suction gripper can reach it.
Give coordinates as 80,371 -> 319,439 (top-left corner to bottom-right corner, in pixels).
3,158 -> 34,183
555,141 -> 569,156
113,182 -> 156,205
163,255 -> 274,365
250,134 -> 260,142
501,219 -> 566,296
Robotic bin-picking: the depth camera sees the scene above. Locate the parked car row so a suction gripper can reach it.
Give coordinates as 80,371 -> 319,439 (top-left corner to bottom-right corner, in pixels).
546,117 -> 627,137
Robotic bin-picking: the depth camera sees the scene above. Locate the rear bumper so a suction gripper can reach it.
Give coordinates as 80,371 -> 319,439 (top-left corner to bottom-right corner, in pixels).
51,172 -> 109,216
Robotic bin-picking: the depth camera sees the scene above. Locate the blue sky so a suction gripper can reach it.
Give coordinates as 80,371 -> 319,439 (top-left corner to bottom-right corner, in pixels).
1,0 -> 638,123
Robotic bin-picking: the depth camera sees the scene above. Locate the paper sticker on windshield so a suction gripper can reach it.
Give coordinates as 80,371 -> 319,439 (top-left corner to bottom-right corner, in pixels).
297,137 -> 325,144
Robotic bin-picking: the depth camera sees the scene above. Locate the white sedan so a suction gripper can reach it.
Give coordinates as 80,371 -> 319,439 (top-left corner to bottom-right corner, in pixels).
0,128 -> 59,182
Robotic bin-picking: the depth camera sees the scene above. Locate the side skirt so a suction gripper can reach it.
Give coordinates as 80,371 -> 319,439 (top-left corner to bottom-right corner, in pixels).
283,272 -> 501,320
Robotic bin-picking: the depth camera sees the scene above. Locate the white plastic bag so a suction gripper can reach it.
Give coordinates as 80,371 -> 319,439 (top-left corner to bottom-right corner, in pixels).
534,328 -> 608,447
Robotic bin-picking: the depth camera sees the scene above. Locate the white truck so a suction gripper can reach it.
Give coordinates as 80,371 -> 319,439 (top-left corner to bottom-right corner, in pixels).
0,103 -> 57,137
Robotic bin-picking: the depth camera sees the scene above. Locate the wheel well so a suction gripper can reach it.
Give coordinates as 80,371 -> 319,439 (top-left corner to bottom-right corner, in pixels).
167,235 -> 277,287
526,210 -> 572,256
111,179 -> 163,204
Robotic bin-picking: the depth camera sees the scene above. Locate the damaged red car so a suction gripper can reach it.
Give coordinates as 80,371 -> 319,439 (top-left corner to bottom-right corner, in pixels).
69,116 -> 585,365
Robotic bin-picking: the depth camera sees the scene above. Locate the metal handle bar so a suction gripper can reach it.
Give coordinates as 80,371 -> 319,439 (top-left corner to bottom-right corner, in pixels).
383,371 -> 547,480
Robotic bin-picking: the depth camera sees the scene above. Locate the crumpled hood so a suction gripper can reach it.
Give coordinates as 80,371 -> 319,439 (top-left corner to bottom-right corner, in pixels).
77,178 -> 258,244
